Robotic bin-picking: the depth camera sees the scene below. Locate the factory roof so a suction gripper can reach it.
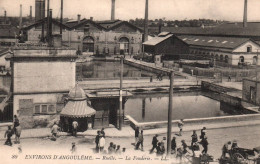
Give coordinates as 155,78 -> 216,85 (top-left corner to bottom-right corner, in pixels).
143,34 -> 173,46
177,35 -> 258,49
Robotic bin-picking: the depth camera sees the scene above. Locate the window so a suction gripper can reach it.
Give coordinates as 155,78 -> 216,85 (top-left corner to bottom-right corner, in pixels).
247,46 -> 252,53
84,25 -> 90,34
34,104 -> 56,114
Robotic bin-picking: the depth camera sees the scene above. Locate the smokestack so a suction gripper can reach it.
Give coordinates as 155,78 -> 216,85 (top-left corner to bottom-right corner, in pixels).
243,0 -> 247,28
30,6 -> 32,20
60,0 -> 63,35
158,19 -> 162,34
35,0 -> 45,22
47,9 -> 53,46
143,0 -> 149,42
111,0 -> 115,20
4,10 -> 6,24
19,4 -> 22,29
77,14 -> 81,24
90,17 -> 93,21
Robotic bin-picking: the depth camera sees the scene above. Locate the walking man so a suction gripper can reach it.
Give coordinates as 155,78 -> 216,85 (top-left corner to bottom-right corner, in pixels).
150,134 -> 158,153
201,137 -> 209,154
135,130 -> 144,151
191,130 -> 198,147
177,119 -> 184,136
4,126 -> 13,146
200,127 -> 206,140
101,128 -> 105,138
72,120 -> 78,137
15,125 -> 22,144
13,115 -> 19,134
171,136 -> 177,154
135,127 -> 139,146
95,131 -> 101,153
221,141 -> 231,158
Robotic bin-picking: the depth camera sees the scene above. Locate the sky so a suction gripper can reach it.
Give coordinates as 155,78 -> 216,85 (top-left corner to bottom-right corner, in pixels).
1,0 -> 260,21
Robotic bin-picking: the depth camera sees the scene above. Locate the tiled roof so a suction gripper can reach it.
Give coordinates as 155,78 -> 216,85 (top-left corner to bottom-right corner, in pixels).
143,34 -> 173,46
177,35 -> 254,49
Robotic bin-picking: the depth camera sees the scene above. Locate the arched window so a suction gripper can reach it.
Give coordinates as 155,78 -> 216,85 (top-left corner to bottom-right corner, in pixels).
83,36 -> 94,52
239,56 -> 245,63
225,55 -> 229,63
220,55 -> 223,61
119,37 -> 129,55
253,56 -> 257,65
215,54 -> 219,61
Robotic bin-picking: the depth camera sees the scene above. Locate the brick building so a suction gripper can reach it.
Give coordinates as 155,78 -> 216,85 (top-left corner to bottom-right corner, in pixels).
22,18 -> 143,56
143,32 -> 260,66
12,46 -> 77,128
242,73 -> 260,106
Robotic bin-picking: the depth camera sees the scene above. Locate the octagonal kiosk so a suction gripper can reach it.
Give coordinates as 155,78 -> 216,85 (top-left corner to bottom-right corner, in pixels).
60,85 -> 96,132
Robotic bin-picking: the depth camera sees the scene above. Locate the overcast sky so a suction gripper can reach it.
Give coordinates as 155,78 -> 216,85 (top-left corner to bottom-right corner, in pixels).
1,0 -> 260,21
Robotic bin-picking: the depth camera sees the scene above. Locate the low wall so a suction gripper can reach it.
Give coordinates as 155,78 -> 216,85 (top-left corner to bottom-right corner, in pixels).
201,81 -> 238,93
126,113 -> 260,130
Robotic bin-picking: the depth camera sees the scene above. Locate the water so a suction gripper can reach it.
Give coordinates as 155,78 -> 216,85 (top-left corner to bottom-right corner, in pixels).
77,61 -> 158,79
124,92 -> 230,122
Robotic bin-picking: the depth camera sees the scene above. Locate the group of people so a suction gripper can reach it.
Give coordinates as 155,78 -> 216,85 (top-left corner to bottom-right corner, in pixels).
149,134 -> 166,155
4,115 -> 22,146
51,120 -> 79,140
94,128 -> 125,154
221,140 -> 239,158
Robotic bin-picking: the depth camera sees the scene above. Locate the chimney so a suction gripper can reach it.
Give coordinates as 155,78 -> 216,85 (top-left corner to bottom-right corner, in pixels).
158,19 -> 162,34
35,0 -> 45,22
77,14 -> 81,24
4,10 -> 6,24
60,0 -> 63,35
143,0 -> 149,42
243,0 -> 247,28
48,9 -> 53,46
19,4 -> 22,29
111,0 -> 115,20
30,6 -> 32,20
90,17 -> 93,21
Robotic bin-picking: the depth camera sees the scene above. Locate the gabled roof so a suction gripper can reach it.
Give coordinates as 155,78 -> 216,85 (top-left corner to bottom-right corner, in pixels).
22,17 -> 71,31
96,19 -> 122,29
177,35 -> 259,50
143,34 -> 173,46
67,19 -> 106,30
106,21 -> 143,32
65,18 -> 87,28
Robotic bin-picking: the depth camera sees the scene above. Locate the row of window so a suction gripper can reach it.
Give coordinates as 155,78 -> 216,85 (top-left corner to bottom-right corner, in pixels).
34,104 -> 56,114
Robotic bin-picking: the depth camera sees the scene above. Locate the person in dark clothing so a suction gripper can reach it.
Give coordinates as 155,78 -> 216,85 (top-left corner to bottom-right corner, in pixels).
95,131 -> 101,153
156,142 -> 162,156
200,127 -> 206,140
221,141 -> 231,158
150,134 -> 158,153
4,126 -> 13,146
135,130 -> 144,151
101,128 -> 105,137
181,140 -> 188,155
13,115 -> 19,134
201,137 -> 209,154
171,137 -> 177,154
135,127 -> 139,146
191,130 -> 198,147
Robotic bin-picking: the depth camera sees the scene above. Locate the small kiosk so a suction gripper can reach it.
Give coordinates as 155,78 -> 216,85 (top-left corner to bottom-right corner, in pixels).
60,85 -> 96,132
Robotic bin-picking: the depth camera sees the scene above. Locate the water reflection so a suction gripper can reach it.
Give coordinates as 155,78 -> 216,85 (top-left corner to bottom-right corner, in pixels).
77,61 -> 154,79
124,92 -> 234,122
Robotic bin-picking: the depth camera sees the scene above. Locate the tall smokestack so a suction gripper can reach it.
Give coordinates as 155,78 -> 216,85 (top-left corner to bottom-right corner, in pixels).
30,6 -> 32,20
77,14 -> 81,24
19,4 -> 22,29
4,10 -> 6,24
35,0 -> 45,22
143,0 -> 149,42
158,19 -> 162,34
243,0 -> 247,28
111,0 -> 115,21
60,0 -> 63,34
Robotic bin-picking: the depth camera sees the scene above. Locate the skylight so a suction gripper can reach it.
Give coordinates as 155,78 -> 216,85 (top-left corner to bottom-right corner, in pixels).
208,40 -> 213,43
222,41 -> 228,44
194,39 -> 199,41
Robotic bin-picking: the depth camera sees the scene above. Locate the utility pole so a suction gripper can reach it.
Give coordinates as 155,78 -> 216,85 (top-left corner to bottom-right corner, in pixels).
167,71 -> 174,155
119,57 -> 123,130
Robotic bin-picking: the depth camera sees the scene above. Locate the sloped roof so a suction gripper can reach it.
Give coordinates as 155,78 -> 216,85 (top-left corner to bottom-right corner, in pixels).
0,24 -> 19,38
68,85 -> 86,100
65,19 -> 106,30
65,18 -> 87,28
60,101 -> 96,118
177,35 -> 256,49
143,34 -> 173,46
22,17 -> 71,31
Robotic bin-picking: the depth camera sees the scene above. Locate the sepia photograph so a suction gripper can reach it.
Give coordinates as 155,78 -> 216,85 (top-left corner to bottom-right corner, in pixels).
0,0 -> 260,163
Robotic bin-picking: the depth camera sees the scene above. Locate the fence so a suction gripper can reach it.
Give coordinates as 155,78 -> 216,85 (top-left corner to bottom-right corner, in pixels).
182,65 -> 257,80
